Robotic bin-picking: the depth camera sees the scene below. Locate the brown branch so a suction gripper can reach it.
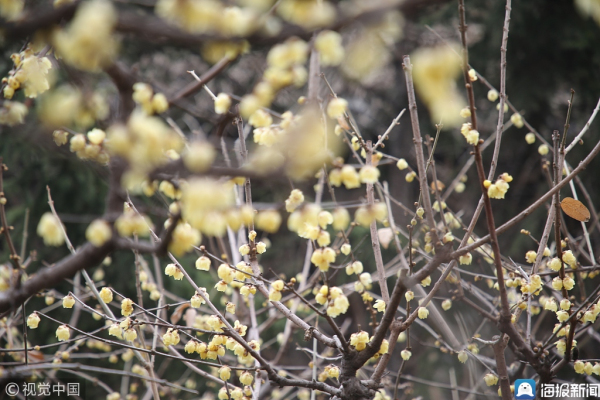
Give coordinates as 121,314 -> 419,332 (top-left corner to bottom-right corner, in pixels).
492,335 -> 511,400
1,1 -> 81,42
0,158 -> 21,270
353,243 -> 453,367
0,241 -> 114,313
366,141 -> 389,303
402,55 -> 438,241
489,0 -> 512,178
169,56 -> 233,104
103,63 -> 137,121
449,126 -> 600,261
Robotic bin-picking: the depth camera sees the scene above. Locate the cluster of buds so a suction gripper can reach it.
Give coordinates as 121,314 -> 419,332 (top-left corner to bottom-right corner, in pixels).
460,122 -> 479,145
3,47 -> 52,99
329,165 -> 361,189
269,280 -> 285,302
318,365 -> 340,382
115,204 -> 152,238
285,189 -> 305,212
350,331 -> 370,351
310,247 -> 336,271
132,82 -> 168,115
354,272 -> 372,292
190,289 -> 208,308
484,173 -> 513,200
573,360 -> 600,375
162,328 -> 180,346
354,203 -> 387,227
551,275 -> 575,291
165,263 -> 184,281
345,261 -> 364,275
555,339 -> 577,356
64,128 -> 110,164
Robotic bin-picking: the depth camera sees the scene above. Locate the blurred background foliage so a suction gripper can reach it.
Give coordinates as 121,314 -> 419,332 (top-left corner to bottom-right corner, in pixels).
1,0 -> 600,398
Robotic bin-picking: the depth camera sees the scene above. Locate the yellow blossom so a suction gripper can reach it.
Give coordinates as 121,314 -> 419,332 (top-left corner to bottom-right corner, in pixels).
510,113 -> 524,128
85,219 -> 112,247
359,165 -> 380,184
27,313 -> 40,329
255,210 -> 282,233
459,253 -> 473,265
441,299 -> 452,311
219,366 -> 231,381
524,132 -> 536,144
563,276 -> 575,290
256,241 -> 267,254
168,223 -> 201,256
411,45 -> 465,127
53,0 -> 119,71
121,298 -> 134,317
315,30 -> 344,66
401,349 -> 411,360
373,299 -> 386,313
326,98 -> 348,119
484,373 -> 498,386
162,328 -> 180,346
468,69 -> 477,81
562,250 -> 577,268
405,171 -> 417,182
183,141 -> 216,173
0,101 -> 28,126
285,189 -> 304,212
249,109 -> 273,128
19,55 -> 53,98
341,243 -> 351,255
340,165 -> 360,189
332,207 -> 350,230
195,256 -> 211,271
214,93 -> 232,114
62,295 -> 75,309
350,331 -> 370,351
56,325 -> 71,341
37,212 -> 65,246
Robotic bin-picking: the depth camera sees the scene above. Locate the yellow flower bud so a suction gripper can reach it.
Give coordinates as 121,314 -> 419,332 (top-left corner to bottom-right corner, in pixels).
510,113 -> 524,128
396,158 -> 408,170
86,219 -> 112,247
326,98 -> 348,119
62,295 -> 75,309
219,366 -> 231,381
56,325 -> 70,341
121,298 -> 134,317
195,256 -> 211,271
124,328 -> 137,342
340,243 -> 351,255
441,299 -> 452,311
483,373 -> 498,386
373,299 -> 386,313
525,132 -> 536,144
27,313 -> 40,329
401,349 -> 411,360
